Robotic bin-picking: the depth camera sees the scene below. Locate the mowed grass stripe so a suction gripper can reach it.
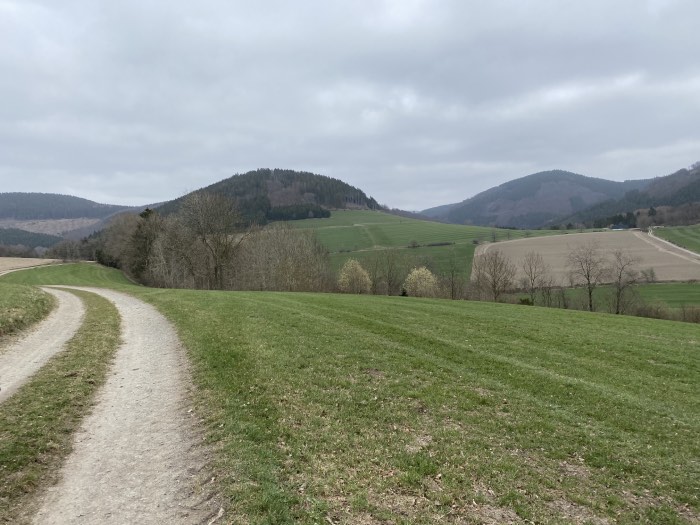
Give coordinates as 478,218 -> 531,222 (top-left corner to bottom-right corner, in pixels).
0,289 -> 121,523
258,293 -> 696,408
156,294 -> 697,514
655,224 -> 700,254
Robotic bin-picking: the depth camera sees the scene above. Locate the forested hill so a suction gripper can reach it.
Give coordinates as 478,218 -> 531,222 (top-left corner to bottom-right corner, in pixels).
158,168 -> 382,223
561,163 -> 700,226
421,170 -> 649,228
0,228 -> 63,248
0,193 -> 131,220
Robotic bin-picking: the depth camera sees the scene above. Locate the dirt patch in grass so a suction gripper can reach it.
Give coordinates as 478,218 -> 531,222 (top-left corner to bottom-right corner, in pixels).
546,497 -> 610,525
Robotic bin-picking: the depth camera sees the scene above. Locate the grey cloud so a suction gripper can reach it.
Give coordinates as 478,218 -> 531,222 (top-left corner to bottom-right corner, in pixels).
1,0 -> 699,210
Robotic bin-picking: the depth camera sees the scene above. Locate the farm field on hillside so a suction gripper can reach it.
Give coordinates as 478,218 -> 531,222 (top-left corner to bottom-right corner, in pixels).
2,263 -> 699,524
479,230 -> 700,284
0,257 -> 59,276
294,210 -> 566,276
654,224 -> 700,255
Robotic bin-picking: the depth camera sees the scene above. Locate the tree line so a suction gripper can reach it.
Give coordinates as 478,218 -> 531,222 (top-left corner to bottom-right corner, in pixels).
45,196 -> 697,323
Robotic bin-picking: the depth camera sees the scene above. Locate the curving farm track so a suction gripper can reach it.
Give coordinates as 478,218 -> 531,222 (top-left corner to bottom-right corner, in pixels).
0,277 -> 219,523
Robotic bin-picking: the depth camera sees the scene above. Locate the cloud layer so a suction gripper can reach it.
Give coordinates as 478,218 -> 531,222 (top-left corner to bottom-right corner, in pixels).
1,0 -> 699,209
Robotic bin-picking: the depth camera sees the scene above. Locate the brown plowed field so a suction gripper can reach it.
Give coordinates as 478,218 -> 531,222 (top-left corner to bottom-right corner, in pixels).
476,230 -> 700,285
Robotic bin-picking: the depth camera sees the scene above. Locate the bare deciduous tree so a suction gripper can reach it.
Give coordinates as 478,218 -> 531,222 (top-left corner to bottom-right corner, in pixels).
471,249 -> 516,302
236,224 -> 330,292
384,249 -> 406,296
180,192 -> 247,289
609,249 -> 640,315
364,251 -> 385,295
567,241 -> 607,312
520,251 -> 550,305
444,247 -> 465,300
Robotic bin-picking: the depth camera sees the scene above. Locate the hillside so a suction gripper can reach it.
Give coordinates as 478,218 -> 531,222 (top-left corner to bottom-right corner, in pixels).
563,163 -> 700,226
157,168 -> 381,223
0,193 -> 131,221
0,228 -> 63,249
422,170 -> 649,228
0,193 -> 143,242
293,210 -> 563,279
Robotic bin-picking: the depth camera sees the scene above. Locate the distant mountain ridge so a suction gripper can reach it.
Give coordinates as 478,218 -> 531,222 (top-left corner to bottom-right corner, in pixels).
0,193 -> 145,242
157,168 -> 381,223
560,163 -> 700,226
422,170 -> 650,228
0,193 -> 132,221
0,228 -> 63,249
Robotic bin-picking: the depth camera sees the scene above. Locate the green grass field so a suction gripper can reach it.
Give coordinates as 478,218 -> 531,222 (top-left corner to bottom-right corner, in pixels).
2,263 -> 698,524
654,224 -> 700,255
636,282 -> 700,308
293,210 -> 566,276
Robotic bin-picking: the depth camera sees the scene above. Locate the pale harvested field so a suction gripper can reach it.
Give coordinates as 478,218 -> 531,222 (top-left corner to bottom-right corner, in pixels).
477,230 -> 700,285
0,218 -> 101,236
0,257 -> 59,276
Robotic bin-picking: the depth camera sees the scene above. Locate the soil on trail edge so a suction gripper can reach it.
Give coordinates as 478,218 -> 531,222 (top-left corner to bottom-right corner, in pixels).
32,287 -> 219,525
0,288 -> 85,404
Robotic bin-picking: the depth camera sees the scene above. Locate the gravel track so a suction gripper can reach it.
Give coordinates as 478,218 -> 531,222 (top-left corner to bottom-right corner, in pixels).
32,287 -> 218,525
0,288 -> 85,404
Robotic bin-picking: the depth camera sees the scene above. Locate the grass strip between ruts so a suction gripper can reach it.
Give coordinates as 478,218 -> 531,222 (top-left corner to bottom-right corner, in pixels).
0,284 -> 55,341
0,288 -> 121,524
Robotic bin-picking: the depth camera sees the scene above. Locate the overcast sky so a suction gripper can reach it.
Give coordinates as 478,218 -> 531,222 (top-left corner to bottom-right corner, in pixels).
1,0 -> 698,210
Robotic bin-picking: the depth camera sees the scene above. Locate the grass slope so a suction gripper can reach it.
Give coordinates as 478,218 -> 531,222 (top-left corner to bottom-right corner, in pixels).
655,224 -> 700,255
293,210 -> 562,275
0,289 -> 120,523
2,264 -> 698,524
0,284 -> 54,339
636,282 -> 700,308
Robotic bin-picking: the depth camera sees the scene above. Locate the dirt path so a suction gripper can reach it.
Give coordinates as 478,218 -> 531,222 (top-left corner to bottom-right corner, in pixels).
641,229 -> 700,264
32,287 -> 218,525
0,288 -> 85,403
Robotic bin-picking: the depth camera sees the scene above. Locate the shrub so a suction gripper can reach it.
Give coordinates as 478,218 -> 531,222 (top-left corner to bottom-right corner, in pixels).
338,259 -> 371,294
403,267 -> 438,298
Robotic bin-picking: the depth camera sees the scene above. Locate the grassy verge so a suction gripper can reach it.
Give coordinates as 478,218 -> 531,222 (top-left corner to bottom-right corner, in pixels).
0,284 -> 55,340
654,225 -> 700,254
636,282 -> 700,308
2,265 -> 698,523
0,289 -> 121,523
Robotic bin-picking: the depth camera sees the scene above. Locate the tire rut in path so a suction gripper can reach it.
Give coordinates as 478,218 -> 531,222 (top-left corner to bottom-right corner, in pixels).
0,288 -> 85,404
32,287 -> 218,525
